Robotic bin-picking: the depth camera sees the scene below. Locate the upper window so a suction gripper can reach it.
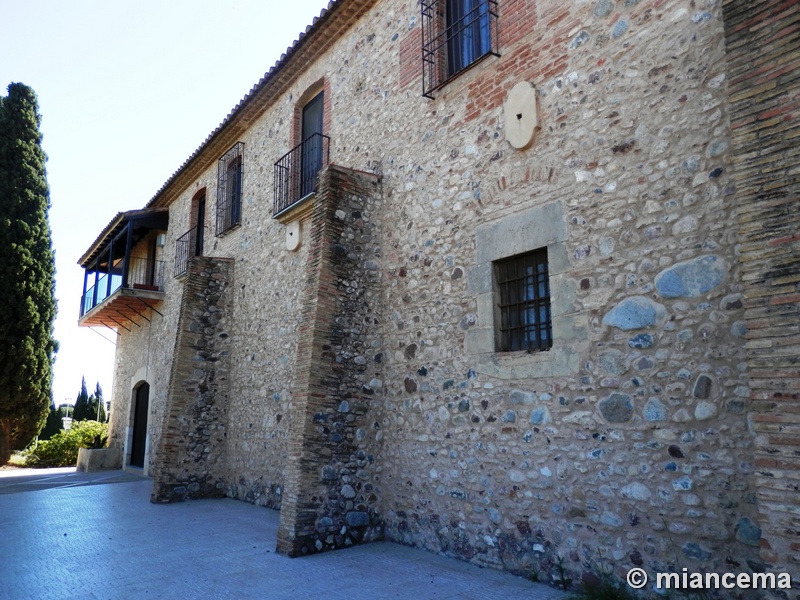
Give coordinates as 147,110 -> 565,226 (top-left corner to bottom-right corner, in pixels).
193,192 -> 206,257
273,90 -> 331,217
495,249 -> 552,352
174,191 -> 206,278
446,0 -> 492,75
300,91 -> 325,199
216,142 -> 244,236
421,0 -> 498,97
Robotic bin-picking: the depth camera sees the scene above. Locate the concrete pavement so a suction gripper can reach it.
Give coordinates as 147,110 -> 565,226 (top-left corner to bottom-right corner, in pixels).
0,468 -> 566,600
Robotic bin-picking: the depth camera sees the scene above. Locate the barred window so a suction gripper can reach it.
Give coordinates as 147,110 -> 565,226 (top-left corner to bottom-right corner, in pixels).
421,0 -> 499,98
216,142 -> 244,236
495,249 -> 552,352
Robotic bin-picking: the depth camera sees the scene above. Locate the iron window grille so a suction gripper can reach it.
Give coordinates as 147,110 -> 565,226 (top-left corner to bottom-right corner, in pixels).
216,142 -> 244,236
273,133 -> 330,217
421,0 -> 499,98
495,248 -> 552,352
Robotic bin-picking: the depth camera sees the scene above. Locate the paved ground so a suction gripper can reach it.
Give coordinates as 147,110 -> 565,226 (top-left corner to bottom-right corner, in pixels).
0,466 -> 145,494
0,468 -> 566,600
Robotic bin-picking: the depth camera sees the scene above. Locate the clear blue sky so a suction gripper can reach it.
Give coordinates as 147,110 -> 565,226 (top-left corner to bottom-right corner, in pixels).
0,0 -> 332,407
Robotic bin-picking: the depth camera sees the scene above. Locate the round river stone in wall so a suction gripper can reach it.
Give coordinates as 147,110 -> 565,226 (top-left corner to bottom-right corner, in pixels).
694,401 -> 718,421
599,393 -> 634,423
654,255 -> 726,298
644,397 -> 668,422
598,349 -> 629,375
602,296 -> 667,331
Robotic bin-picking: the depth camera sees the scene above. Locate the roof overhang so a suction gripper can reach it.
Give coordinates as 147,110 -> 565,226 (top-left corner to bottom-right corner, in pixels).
142,0 -> 380,210
79,207 -> 169,267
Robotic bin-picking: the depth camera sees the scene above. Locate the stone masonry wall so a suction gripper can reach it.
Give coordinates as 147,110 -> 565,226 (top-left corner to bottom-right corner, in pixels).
368,0 -> 763,588
107,236 -> 176,475
276,166 -> 384,556
218,185 -> 310,510
151,256 -> 234,503
97,0 -> 788,591
723,0 -> 800,588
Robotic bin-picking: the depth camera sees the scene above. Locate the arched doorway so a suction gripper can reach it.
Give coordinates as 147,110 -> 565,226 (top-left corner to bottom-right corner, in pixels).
130,382 -> 149,468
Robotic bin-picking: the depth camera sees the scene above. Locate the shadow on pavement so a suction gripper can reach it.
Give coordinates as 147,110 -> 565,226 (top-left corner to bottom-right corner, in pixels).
0,467 -> 147,495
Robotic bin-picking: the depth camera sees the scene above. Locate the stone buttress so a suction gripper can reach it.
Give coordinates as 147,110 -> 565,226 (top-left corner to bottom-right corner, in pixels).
277,165 -> 384,556
150,257 -> 234,503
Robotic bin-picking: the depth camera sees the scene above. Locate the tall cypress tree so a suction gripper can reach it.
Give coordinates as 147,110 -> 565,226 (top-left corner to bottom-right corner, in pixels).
0,83 -> 58,463
92,382 -> 106,422
72,377 -> 90,422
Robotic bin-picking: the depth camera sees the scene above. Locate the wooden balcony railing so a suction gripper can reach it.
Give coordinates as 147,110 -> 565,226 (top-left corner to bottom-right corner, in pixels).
80,257 -> 165,318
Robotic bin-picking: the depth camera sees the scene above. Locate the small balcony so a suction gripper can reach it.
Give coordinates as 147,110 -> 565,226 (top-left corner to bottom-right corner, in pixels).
174,225 -> 202,278
80,257 -> 165,327
273,133 -> 330,219
78,208 -> 168,329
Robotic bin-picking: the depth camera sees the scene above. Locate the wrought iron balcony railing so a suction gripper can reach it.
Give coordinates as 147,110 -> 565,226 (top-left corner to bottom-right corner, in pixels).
174,225 -> 202,277
80,257 -> 165,318
273,133 -> 330,216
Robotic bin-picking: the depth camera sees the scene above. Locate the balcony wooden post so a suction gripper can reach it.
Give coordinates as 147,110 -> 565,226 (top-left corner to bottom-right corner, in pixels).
92,262 -> 99,308
121,221 -> 133,288
80,268 -> 89,316
106,245 -> 113,298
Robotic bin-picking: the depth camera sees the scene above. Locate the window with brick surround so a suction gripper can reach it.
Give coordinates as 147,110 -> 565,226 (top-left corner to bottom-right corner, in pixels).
495,249 -> 552,352
216,142 -> 243,236
421,0 -> 498,97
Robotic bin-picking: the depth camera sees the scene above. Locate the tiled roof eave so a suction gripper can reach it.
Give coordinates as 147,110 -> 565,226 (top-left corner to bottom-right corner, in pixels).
78,207 -> 169,267
143,0 -> 379,210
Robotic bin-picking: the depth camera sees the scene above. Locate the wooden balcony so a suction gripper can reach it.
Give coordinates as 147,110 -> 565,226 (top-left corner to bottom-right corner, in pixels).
78,207 -> 168,330
79,257 -> 165,329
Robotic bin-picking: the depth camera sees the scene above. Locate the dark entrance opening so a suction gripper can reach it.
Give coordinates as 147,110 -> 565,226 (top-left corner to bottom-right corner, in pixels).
195,195 -> 206,257
300,91 -> 324,198
130,383 -> 149,468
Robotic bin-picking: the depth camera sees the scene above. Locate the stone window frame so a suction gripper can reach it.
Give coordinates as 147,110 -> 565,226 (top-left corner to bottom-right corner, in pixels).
466,201 -> 586,379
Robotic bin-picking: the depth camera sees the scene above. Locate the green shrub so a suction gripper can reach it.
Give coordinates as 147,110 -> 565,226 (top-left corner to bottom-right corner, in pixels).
24,421 -> 108,468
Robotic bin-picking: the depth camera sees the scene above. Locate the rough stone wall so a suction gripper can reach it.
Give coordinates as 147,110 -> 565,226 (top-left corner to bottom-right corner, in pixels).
148,148 -> 311,509
151,256 -> 234,502
368,0 -> 762,587
218,189 -> 309,510
722,0 -> 800,586
98,0 -> 781,589
107,236 -> 176,475
276,166 -> 384,556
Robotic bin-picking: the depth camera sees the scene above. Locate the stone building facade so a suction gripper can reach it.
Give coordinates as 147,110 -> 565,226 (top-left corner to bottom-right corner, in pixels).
77,0 -> 798,595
